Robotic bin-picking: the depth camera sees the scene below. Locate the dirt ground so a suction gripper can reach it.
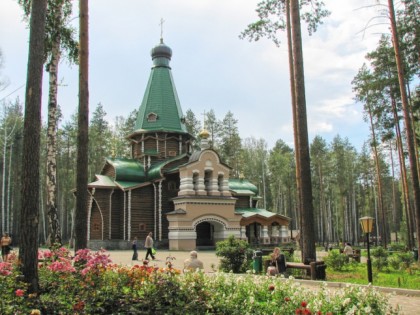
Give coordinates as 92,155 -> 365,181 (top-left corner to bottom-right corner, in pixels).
107,249 -> 220,273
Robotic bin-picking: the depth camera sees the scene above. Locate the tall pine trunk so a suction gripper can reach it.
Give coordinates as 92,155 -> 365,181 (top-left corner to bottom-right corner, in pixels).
46,3 -> 63,246
391,97 -> 414,248
366,103 -> 387,247
285,0 -> 302,252
387,0 -> 420,256
75,0 -> 89,251
19,0 -> 47,293
290,0 -> 316,262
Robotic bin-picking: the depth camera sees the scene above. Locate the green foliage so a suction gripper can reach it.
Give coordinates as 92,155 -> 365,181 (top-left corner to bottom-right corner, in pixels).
18,0 -> 79,66
397,252 -> 415,270
388,255 -> 402,270
219,111 -> 242,175
387,252 -> 414,272
372,246 -> 389,271
184,109 -> 201,150
239,0 -> 330,47
388,243 -> 407,251
327,262 -> 420,290
0,248 -> 407,314
215,235 -> 253,273
324,250 -> 349,271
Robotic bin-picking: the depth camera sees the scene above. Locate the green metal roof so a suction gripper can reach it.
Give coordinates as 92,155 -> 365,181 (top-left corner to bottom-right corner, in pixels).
107,158 -> 146,182
114,181 -> 144,190
134,40 -> 188,135
90,154 -> 189,190
89,175 -> 117,188
147,153 -> 188,179
231,189 -> 256,196
229,178 -> 259,195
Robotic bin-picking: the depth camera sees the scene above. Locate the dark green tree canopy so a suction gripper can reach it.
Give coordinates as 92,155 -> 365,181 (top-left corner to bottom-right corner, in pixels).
239,0 -> 330,46
18,0 -> 78,68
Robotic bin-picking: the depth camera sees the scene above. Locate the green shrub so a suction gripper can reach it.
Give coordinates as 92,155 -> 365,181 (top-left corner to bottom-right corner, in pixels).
388,255 -> 401,270
388,252 -> 414,271
0,248 -> 404,314
398,252 -> 415,270
387,243 -> 406,252
215,235 -> 253,273
372,246 -> 389,271
324,250 -> 348,271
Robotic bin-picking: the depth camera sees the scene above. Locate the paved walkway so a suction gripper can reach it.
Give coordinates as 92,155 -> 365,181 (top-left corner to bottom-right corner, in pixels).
107,249 -> 420,314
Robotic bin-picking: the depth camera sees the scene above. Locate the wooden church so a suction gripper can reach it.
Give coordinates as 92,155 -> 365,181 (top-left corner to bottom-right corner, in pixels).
86,39 -> 291,250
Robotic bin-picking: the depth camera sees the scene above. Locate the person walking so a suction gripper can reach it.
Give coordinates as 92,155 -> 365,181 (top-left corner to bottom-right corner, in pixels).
144,232 -> 155,260
132,237 -> 138,260
1,232 -> 12,262
183,251 -> 204,272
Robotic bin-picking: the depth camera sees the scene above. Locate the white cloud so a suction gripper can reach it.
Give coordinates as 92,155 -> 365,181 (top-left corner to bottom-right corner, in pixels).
0,0 -> 391,151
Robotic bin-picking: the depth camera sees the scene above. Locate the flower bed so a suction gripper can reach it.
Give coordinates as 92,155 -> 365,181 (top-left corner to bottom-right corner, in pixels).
0,247 -> 400,314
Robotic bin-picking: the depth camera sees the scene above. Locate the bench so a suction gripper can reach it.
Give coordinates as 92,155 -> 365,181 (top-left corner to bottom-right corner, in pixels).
286,261 -> 327,280
339,249 -> 361,262
260,248 -> 295,257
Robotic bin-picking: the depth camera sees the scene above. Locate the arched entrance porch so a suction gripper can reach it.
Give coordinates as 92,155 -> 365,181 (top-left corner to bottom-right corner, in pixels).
195,217 -> 228,249
193,216 -> 231,249
239,211 -> 291,246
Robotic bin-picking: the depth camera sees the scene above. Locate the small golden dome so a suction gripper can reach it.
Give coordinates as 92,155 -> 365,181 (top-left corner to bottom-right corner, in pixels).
199,129 -> 210,139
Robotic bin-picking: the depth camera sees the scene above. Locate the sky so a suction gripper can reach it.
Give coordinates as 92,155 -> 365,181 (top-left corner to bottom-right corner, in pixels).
0,0 -> 391,151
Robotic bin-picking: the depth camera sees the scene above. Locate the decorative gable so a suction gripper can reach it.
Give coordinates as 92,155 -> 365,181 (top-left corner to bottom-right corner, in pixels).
147,112 -> 158,122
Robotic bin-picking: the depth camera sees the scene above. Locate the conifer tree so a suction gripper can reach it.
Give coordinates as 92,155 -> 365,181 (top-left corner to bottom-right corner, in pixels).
19,0 -> 48,293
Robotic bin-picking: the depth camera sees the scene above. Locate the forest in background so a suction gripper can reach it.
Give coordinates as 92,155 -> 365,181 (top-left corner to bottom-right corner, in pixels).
0,82 -> 418,250
0,0 -> 418,251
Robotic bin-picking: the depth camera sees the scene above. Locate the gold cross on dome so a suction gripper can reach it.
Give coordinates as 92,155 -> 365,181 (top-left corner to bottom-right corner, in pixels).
201,110 -> 207,129
159,18 -> 165,40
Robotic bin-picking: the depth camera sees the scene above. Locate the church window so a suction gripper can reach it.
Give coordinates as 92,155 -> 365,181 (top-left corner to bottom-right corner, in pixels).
139,223 -> 146,232
193,173 -> 199,192
204,170 -> 212,194
168,181 -> 177,190
218,174 -> 224,192
147,112 -> 158,122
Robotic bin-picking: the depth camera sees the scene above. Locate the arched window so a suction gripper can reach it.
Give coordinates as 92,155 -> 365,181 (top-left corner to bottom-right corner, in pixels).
218,174 -> 224,193
147,112 -> 158,122
204,170 -> 212,194
168,181 -> 177,191
193,172 -> 199,193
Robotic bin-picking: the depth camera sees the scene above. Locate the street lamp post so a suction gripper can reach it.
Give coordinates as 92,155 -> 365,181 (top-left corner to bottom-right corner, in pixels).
359,216 -> 374,284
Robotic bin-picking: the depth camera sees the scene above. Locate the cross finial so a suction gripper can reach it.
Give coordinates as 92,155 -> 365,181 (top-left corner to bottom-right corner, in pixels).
159,18 -> 165,42
201,110 -> 207,129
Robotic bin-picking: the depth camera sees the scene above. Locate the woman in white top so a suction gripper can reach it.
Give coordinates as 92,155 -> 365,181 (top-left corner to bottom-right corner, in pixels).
144,232 -> 155,260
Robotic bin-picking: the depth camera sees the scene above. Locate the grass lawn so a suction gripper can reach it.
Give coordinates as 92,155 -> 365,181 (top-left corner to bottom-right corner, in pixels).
326,262 -> 420,290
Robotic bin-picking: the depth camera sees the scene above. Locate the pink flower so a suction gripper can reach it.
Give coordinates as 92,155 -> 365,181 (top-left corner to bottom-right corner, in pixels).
74,248 -> 92,262
15,289 -> 24,297
0,262 -> 13,276
48,258 -> 76,273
